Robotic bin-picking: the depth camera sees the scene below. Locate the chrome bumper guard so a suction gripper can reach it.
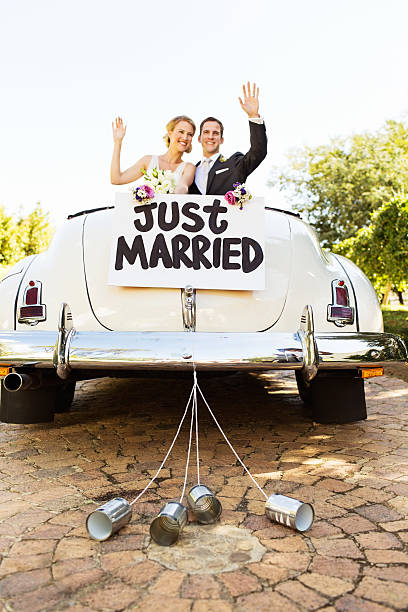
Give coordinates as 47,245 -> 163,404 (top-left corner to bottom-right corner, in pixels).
0,304 -> 406,380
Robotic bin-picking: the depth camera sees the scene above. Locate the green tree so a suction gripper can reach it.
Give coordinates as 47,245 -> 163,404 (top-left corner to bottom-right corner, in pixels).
0,203 -> 53,268
334,195 -> 408,303
16,203 -> 53,257
270,120 -> 408,247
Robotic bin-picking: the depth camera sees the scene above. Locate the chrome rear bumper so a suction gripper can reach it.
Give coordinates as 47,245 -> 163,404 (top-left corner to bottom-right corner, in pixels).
0,303 -> 406,378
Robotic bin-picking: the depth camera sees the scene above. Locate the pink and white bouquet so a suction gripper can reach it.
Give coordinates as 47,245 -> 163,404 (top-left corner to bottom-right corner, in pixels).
132,184 -> 155,204
142,167 -> 176,194
224,182 -> 252,210
131,168 -> 177,204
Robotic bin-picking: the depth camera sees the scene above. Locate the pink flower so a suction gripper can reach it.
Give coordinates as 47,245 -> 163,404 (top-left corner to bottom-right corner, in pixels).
143,185 -> 155,199
224,191 -> 236,206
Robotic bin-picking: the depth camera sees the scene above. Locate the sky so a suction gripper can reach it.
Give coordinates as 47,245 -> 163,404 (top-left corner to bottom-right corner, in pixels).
1,0 -> 407,227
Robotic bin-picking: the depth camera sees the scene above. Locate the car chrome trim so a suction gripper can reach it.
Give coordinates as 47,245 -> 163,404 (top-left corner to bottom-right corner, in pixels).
298,305 -> 318,382
53,303 -> 75,379
0,331 -> 405,372
181,285 -> 196,331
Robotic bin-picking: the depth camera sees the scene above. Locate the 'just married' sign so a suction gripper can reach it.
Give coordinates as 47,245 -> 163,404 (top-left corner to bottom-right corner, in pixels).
108,193 -> 265,290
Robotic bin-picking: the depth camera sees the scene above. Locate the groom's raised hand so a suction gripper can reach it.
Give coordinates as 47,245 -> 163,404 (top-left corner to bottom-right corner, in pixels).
238,82 -> 260,118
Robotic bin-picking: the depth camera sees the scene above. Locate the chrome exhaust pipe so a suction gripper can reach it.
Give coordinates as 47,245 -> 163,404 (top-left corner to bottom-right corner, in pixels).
3,372 -> 36,392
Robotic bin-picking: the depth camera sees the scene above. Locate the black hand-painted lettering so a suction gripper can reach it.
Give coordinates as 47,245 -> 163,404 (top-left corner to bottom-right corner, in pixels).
181,202 -> 205,233
222,238 -> 241,270
133,203 -> 158,232
212,237 -> 221,268
192,235 -> 212,270
171,235 -> 193,269
158,201 -> 180,231
242,237 -> 264,273
149,233 -> 173,269
115,235 -> 148,270
203,198 -> 228,234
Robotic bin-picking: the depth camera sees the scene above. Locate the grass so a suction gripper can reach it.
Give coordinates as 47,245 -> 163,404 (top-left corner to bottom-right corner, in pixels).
382,305 -> 408,344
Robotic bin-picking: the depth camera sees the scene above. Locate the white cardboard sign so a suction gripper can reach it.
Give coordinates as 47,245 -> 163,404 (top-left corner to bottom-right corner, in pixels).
109,193 -> 265,290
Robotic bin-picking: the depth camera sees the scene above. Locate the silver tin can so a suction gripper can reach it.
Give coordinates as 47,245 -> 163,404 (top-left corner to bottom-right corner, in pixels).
187,484 -> 222,524
265,494 -> 314,532
86,497 -> 132,541
150,501 -> 188,546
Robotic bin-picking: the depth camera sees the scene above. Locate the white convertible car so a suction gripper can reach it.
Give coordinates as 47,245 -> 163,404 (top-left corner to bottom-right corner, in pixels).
0,197 -> 406,424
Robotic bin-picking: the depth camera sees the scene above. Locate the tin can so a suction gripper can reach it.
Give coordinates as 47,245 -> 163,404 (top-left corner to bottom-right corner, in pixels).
86,497 -> 132,541
150,501 -> 188,546
187,484 -> 222,524
265,494 -> 314,532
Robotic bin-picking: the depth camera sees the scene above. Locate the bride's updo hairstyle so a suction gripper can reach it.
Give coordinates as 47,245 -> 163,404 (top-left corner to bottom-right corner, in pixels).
164,116 -> 196,153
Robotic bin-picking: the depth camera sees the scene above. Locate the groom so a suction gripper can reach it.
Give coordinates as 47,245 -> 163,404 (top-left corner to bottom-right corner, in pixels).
189,82 -> 267,196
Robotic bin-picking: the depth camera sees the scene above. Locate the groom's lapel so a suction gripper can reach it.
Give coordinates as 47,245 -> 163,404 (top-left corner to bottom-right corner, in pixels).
206,155 -> 221,193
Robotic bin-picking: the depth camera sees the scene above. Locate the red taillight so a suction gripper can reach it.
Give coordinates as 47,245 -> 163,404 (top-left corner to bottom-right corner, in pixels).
18,281 -> 46,325
25,287 -> 39,305
335,286 -> 348,306
327,279 -> 354,326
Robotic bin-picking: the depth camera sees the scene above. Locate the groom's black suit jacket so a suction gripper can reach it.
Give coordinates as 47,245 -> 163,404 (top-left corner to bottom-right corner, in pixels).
188,121 -> 267,195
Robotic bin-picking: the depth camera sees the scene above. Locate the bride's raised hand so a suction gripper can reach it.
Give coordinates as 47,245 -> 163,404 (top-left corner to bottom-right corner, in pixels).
112,116 -> 127,143
238,82 -> 260,118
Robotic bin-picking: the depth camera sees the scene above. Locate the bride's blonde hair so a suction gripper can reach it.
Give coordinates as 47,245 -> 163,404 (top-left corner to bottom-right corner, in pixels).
164,116 -> 196,153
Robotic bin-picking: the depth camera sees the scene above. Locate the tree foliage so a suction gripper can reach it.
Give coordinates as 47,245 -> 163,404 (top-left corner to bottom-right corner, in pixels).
270,120 -> 408,247
334,195 -> 408,301
0,203 -> 53,267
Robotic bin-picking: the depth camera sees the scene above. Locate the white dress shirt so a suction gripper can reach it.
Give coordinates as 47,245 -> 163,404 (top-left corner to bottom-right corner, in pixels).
195,152 -> 220,195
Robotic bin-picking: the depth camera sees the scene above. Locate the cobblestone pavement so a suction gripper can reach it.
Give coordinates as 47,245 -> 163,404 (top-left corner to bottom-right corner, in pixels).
1,370 -> 408,611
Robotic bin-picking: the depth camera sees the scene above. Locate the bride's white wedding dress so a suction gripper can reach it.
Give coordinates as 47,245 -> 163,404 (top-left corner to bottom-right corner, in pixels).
147,155 -> 186,184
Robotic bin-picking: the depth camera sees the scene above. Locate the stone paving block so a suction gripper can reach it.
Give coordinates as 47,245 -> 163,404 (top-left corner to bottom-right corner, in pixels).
8,583 -> 64,612
218,570 -> 261,596
113,559 -> 161,586
354,576 -> 408,608
180,574 -> 221,599
365,549 -> 408,563
57,567 -> 105,594
148,569 -> 184,596
235,590 -> 300,612
0,552 -> 53,575
263,551 -> 311,571
363,565 -> 408,583
308,555 -> 360,580
355,531 -> 402,549
298,572 -> 354,597
192,600 -> 233,611
276,579 -> 329,609
0,567 -> 52,598
332,513 -> 376,534
311,538 -> 364,559
52,556 -> 99,580
334,594 -> 394,611
136,594 -> 192,612
79,581 -> 141,610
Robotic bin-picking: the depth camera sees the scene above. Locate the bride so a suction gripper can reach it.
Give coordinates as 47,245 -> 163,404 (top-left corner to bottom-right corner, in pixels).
110,115 -> 196,194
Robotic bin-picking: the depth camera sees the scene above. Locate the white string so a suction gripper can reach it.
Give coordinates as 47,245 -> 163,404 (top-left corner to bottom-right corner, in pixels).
193,371 -> 200,485
179,393 -> 195,502
196,383 -> 268,500
129,385 -> 195,506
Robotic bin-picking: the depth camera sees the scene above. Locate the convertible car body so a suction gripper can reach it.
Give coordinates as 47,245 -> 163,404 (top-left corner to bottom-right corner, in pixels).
0,201 -> 406,424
